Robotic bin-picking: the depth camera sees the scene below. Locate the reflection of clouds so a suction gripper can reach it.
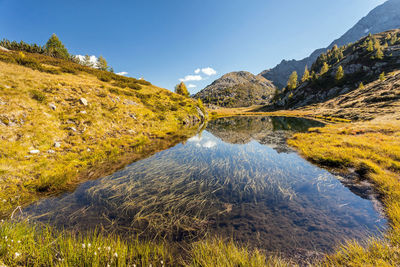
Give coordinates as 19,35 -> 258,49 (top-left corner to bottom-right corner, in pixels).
188,134 -> 217,149
188,135 -> 202,142
203,141 -> 216,148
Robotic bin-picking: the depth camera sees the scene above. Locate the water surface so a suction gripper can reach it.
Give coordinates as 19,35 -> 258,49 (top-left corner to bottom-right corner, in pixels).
24,116 -> 386,257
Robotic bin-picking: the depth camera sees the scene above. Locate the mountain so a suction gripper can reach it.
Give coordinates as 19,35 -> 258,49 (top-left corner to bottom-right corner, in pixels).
260,0 -> 400,89
194,71 -> 276,108
261,29 -> 400,121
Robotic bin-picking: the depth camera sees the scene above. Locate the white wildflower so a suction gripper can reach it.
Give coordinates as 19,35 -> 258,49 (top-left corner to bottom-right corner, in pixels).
82,243 -> 86,249
113,252 -> 118,257
14,252 -> 21,258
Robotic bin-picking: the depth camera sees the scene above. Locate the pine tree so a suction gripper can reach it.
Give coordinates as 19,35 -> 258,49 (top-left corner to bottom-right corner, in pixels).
97,56 -> 108,71
45,34 -> 70,59
301,66 -> 310,82
175,82 -> 190,97
335,65 -> 344,81
320,62 -> 329,76
390,34 -> 398,45
287,71 -> 298,90
83,55 -> 93,67
367,40 -> 374,52
379,72 -> 386,81
358,82 -> 364,90
376,48 -> 384,60
374,38 -> 381,51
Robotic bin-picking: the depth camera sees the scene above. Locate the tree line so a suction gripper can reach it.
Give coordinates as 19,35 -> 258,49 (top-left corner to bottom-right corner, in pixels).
0,34 -> 111,71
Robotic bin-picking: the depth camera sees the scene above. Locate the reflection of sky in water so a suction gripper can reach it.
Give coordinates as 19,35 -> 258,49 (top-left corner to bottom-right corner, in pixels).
23,117 -> 386,256
188,135 -> 217,148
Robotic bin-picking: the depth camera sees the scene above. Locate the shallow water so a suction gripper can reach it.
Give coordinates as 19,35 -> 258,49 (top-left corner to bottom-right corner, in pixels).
23,116 -> 386,256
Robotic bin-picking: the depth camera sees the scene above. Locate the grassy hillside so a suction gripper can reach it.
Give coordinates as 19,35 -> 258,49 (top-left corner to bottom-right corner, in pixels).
0,49 -> 206,216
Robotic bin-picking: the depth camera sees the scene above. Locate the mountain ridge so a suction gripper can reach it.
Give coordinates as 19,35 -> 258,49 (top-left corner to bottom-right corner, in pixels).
194,71 -> 276,108
260,29 -> 400,121
260,0 -> 400,89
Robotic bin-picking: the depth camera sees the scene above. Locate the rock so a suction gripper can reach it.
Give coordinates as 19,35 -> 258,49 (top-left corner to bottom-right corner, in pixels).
86,148 -> 91,152
54,142 -> 61,148
196,107 -> 206,121
49,103 -> 57,110
129,114 -> 137,119
0,46 -> 9,52
69,127 -> 77,132
124,100 -> 139,106
47,150 -> 55,154
80,110 -> 87,114
29,150 -> 40,154
79,98 -> 88,106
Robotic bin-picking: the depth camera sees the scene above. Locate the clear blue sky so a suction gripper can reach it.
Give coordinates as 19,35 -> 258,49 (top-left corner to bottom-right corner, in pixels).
0,0 -> 386,93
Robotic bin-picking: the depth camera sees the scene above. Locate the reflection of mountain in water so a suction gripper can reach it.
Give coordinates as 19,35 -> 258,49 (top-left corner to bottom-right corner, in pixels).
206,116 -> 324,153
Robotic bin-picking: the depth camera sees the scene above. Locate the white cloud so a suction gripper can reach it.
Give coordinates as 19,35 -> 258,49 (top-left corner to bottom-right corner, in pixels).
188,84 -> 197,88
201,67 -> 217,76
116,71 -> 128,76
75,55 -> 98,67
194,68 -> 201,74
179,75 -> 203,82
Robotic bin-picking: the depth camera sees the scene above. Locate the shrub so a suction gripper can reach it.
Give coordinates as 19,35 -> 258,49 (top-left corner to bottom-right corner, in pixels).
30,90 -> 47,103
16,52 -> 41,70
98,73 -> 112,82
60,66 -> 78,74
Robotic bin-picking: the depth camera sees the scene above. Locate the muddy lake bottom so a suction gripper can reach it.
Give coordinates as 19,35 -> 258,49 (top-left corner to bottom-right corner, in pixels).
23,116 -> 386,261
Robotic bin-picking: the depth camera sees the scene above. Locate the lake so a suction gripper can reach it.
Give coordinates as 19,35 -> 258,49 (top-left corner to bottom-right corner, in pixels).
23,116 -> 386,259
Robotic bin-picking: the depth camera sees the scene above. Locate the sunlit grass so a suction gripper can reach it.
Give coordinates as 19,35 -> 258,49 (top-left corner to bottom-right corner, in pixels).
0,51 -> 204,216
288,118 -> 400,265
190,238 -> 291,267
0,220 -> 293,267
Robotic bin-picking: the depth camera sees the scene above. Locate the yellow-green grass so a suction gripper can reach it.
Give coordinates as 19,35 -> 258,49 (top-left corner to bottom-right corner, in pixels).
0,51 -> 205,216
288,117 -> 400,265
0,220 -> 289,267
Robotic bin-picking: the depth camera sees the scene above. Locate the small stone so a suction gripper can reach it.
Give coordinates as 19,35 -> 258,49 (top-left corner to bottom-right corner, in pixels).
54,142 -> 61,148
49,103 -> 57,110
47,150 -> 55,154
79,98 -> 88,106
124,100 -> 138,106
80,111 -> 87,114
129,114 -> 137,119
69,127 -> 77,132
29,150 -> 40,154
86,148 -> 91,152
